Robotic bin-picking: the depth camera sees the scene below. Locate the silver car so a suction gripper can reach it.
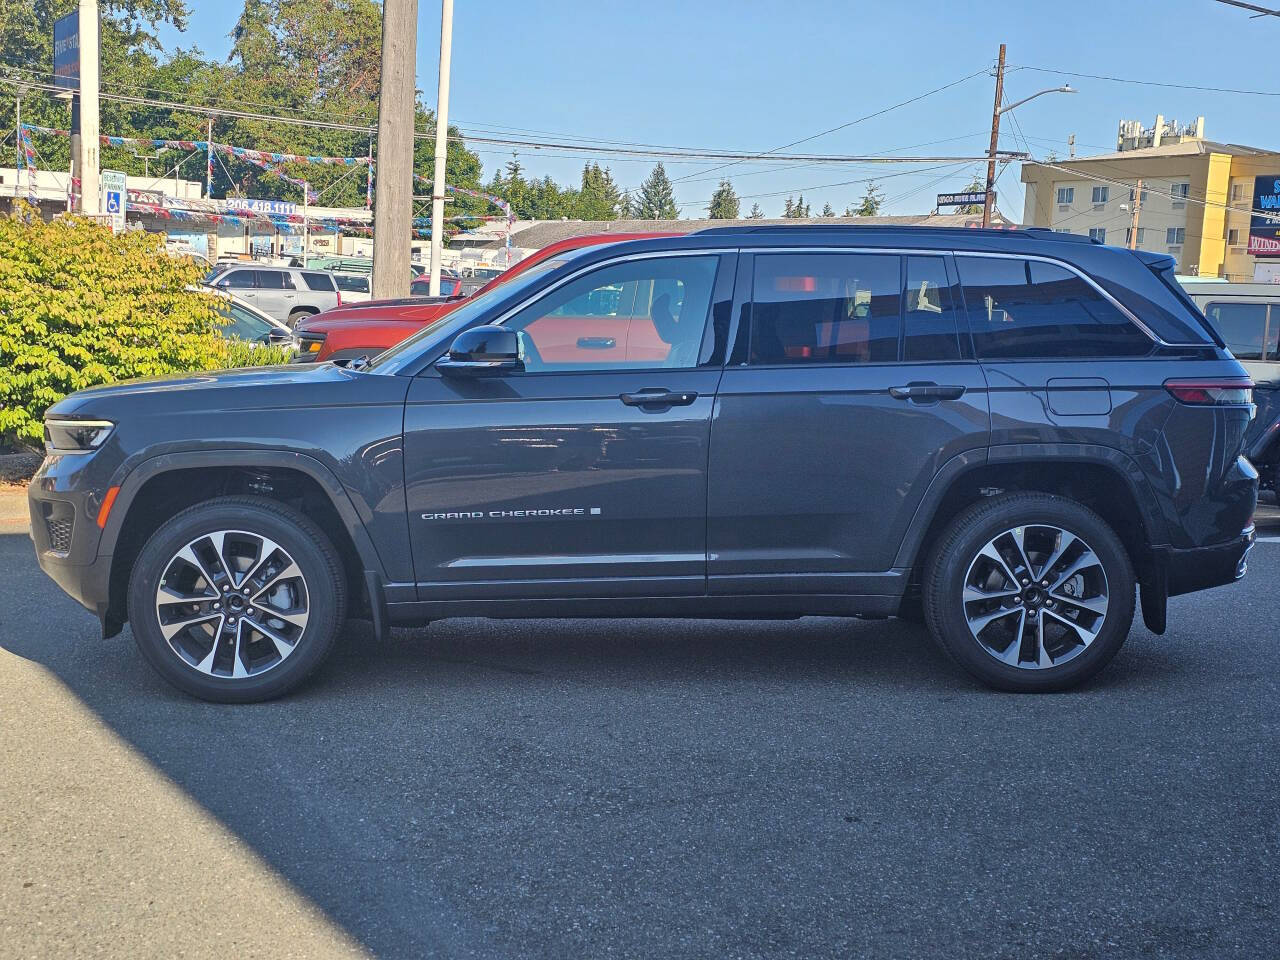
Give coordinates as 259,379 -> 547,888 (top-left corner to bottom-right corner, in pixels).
206,266 -> 343,326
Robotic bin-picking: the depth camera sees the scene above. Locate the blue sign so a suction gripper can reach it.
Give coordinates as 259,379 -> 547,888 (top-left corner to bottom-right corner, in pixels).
53,11 -> 79,90
105,191 -> 122,214
1249,175 -> 1280,258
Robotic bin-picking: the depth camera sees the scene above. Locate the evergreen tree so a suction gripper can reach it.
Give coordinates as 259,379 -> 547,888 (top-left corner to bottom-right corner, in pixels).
747,203 -> 764,219
821,202 -> 835,217
793,194 -> 810,218
575,163 -> 621,219
783,197 -> 795,218
636,162 -> 679,219
708,179 -> 740,219
854,182 -> 885,217
619,190 -> 638,219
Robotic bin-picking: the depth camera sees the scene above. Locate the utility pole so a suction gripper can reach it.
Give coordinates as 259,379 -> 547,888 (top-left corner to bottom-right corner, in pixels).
982,43 -> 1006,229
371,0 -> 419,300
77,0 -> 100,216
14,86 -> 21,200
428,0 -> 454,296
205,118 -> 213,199
1128,179 -> 1144,250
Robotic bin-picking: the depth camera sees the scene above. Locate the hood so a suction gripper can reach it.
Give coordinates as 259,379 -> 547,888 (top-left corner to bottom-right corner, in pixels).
48,362 -> 353,416
299,299 -> 461,333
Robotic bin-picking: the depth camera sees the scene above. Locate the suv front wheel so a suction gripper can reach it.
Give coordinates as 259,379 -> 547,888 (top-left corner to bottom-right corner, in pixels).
127,497 -> 347,702
924,493 -> 1135,692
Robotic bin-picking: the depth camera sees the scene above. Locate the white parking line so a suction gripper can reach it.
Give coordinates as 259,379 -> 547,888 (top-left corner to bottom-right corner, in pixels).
1256,535 -> 1280,544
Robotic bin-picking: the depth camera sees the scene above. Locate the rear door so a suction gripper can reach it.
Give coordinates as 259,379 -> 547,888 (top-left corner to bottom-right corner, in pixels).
254,269 -> 298,321
708,249 -> 990,594
402,251 -> 735,599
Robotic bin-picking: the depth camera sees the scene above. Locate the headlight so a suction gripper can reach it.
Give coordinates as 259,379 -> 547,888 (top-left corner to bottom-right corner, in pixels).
44,418 -> 115,454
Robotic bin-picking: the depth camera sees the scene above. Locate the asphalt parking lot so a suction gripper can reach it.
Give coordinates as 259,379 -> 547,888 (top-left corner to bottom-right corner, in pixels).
1,514 -> 1277,960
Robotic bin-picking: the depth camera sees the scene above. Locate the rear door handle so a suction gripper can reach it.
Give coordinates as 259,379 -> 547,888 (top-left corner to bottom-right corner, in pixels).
577,337 -> 616,349
888,382 -> 966,402
620,389 -> 698,408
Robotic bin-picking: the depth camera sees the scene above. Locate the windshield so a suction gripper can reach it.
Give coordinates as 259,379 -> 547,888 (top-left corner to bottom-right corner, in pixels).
365,262 -> 561,373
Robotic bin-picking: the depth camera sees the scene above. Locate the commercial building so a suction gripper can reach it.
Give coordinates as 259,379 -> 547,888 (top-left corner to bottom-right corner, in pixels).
1020,116 -> 1280,281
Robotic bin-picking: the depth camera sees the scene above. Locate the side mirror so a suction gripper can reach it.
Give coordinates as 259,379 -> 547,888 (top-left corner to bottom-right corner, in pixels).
438,325 -> 522,377
266,327 -> 293,343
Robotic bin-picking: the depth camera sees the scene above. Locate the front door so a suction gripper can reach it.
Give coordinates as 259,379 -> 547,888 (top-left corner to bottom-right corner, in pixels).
708,250 -> 991,594
403,252 -> 734,600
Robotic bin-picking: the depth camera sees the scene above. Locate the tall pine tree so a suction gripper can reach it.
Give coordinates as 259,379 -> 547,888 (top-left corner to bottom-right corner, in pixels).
636,163 -> 679,219
708,179 -> 740,219
747,203 -> 764,219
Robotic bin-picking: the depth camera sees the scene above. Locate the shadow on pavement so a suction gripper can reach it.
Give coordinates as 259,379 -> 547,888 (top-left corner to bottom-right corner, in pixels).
3,531 -> 1276,959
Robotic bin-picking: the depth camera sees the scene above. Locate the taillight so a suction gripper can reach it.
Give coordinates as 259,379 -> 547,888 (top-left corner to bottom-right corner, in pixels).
335,290 -> 344,306
1164,378 -> 1254,405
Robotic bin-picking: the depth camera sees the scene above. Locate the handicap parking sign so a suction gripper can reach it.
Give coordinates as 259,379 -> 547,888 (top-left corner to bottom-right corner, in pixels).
105,191 -> 121,213
101,170 -> 127,233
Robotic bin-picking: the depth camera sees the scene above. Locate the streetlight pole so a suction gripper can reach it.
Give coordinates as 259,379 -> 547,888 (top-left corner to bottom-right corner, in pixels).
428,0 -> 454,297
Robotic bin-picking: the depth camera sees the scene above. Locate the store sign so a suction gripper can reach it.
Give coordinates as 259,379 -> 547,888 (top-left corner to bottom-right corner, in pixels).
1248,175 -> 1280,258
937,191 -> 988,208
53,11 -> 79,90
127,188 -> 166,207
224,197 -> 297,215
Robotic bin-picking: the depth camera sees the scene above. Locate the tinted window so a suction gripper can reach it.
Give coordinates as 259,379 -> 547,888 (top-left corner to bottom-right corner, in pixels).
504,256 -> 718,371
1204,302 -> 1272,360
219,270 -> 255,290
301,271 -> 335,291
957,257 -> 1152,359
219,303 -> 273,341
334,274 -> 369,293
256,270 -> 294,290
904,256 -> 960,361
751,253 -> 900,364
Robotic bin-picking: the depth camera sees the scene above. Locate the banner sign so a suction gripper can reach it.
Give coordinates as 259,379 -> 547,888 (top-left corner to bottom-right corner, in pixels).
937,191 -> 987,207
53,12 -> 79,90
1248,175 -> 1280,258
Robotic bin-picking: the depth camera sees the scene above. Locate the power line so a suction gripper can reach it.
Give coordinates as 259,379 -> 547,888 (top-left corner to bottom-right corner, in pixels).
1009,63 -> 1280,97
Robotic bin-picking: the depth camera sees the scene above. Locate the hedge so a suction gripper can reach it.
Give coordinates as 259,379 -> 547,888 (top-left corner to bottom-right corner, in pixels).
0,205 -> 287,445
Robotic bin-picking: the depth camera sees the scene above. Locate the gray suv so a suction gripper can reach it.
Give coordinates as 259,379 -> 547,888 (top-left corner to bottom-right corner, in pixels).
206,266 -> 342,326
30,227 -> 1258,702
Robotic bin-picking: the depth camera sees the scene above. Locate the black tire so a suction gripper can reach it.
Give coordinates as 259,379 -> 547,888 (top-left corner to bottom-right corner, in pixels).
287,308 -> 318,328
127,496 -> 346,703
923,492 -> 1135,692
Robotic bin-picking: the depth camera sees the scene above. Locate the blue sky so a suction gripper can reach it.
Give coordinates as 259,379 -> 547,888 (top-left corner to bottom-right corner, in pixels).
159,0 -> 1280,220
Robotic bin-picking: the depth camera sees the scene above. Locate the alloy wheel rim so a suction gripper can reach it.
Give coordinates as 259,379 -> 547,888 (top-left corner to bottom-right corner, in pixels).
154,530 -> 309,679
961,524 -> 1109,670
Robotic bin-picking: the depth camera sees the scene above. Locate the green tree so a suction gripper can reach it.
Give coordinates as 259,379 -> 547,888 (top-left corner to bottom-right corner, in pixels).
747,203 -> 764,219
619,190 -> 637,219
783,197 -> 795,218
574,163 -> 621,220
821,202 -> 835,217
854,182 -> 885,217
956,173 -> 986,215
785,194 -> 809,218
708,179 -> 740,219
636,162 -> 679,219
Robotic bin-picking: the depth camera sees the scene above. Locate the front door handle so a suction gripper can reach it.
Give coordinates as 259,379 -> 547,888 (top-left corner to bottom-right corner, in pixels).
620,389 -> 698,408
888,382 -> 966,402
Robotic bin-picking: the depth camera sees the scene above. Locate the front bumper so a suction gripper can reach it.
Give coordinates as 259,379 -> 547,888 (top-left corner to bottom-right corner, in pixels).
1163,525 -> 1256,597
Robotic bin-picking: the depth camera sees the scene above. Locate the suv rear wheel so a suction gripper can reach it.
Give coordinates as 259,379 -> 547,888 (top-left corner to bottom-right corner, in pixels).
923,493 -> 1135,692
126,497 -> 346,702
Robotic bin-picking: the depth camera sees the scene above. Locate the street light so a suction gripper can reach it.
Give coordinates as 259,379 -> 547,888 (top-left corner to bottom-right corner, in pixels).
983,44 -> 1078,227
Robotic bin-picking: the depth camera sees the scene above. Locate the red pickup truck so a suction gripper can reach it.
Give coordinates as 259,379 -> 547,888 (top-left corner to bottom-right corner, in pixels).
294,232 -> 673,363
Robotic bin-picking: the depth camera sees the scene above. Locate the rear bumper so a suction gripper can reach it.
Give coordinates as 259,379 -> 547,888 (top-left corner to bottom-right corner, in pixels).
1162,526 -> 1256,597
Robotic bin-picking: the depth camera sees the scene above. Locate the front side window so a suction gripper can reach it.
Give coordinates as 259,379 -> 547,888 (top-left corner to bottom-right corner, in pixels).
1056,187 -> 1074,205
1204,302 -> 1271,360
750,253 -> 900,364
957,256 -> 1153,359
218,270 -> 255,290
503,256 -> 719,371
256,270 -> 295,290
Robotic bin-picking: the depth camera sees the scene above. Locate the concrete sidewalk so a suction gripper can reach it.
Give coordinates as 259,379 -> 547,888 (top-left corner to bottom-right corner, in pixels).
1,485 -> 28,534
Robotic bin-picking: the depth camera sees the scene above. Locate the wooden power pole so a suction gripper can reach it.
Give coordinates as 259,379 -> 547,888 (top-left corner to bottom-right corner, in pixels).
1128,179 -> 1144,249
982,43 -> 1006,229
371,0 -> 419,301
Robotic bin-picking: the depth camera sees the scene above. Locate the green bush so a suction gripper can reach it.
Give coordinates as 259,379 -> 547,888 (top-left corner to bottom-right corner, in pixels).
0,206 -> 286,445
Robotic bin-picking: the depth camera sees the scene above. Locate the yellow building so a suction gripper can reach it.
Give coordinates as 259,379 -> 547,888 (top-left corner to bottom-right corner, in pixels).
1020,118 -> 1280,281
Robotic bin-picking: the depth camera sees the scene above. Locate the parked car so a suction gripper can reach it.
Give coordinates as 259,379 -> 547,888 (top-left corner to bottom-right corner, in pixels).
30,226 -> 1258,702
207,291 -> 299,352
1180,280 -> 1280,499
409,272 -> 466,298
204,265 -> 344,326
332,273 -> 373,304
294,233 -> 675,363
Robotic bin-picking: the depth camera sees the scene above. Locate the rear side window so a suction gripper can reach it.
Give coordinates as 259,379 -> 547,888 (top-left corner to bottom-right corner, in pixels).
256,270 -> 295,290
904,256 -> 961,361
957,256 -> 1153,359
750,253 -> 900,364
1204,301 -> 1274,360
301,271 -> 336,291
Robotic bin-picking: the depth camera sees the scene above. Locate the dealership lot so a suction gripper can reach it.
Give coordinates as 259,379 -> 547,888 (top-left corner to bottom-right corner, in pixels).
1,524 -> 1277,959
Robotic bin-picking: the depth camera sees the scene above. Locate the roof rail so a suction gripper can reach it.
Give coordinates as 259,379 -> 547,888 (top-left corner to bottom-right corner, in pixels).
690,224 -> 1100,243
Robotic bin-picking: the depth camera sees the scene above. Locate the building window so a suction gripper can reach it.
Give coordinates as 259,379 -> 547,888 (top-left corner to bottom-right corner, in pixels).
1231,183 -> 1246,203
1092,186 -> 1109,204
1055,228 -> 1072,234
1228,228 -> 1241,246
1126,227 -> 1145,245
1089,228 -> 1107,243
1170,182 -> 1191,200
1129,187 -> 1149,203
1056,187 -> 1074,205
1167,227 -> 1186,246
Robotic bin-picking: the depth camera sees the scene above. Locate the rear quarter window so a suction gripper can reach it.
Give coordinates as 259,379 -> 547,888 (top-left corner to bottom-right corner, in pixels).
956,256 -> 1153,359
300,272 -> 336,292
